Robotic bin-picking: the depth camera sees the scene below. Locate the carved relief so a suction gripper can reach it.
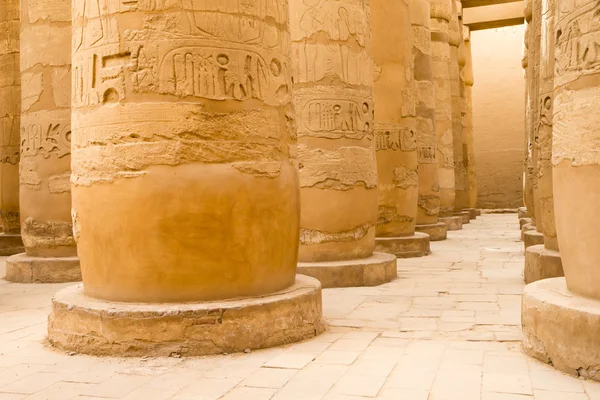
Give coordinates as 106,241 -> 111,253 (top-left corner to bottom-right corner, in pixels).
375,126 -> 417,152
298,98 -> 372,139
418,146 -> 437,163
394,167 -> 418,190
0,116 -> 20,164
21,122 -> 71,159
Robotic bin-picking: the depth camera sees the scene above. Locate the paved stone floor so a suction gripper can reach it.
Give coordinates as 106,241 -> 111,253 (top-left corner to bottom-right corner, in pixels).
1,214 -> 599,400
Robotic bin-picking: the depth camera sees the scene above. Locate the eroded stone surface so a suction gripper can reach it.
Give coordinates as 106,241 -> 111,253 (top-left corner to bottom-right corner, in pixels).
524,230 -> 544,249
375,232 -> 431,259
416,222 -> 449,241
524,244 -> 563,284
439,215 -> 463,231
5,252 -> 80,283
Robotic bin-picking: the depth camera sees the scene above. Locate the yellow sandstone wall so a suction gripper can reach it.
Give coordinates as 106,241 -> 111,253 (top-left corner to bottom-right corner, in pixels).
471,26 -> 525,209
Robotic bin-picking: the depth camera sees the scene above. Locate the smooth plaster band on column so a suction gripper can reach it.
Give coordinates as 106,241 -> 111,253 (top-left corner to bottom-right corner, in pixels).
415,222 -> 448,241
454,211 -> 470,224
524,230 -> 544,249
5,253 -> 80,283
297,252 -> 397,289
439,216 -> 463,231
0,234 -> 24,256
522,278 -> 600,381
524,244 -> 564,284
48,275 -> 325,357
375,232 -> 431,258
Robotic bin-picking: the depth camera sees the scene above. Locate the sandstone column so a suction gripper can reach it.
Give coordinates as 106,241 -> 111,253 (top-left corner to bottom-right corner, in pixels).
5,0 -> 80,283
291,0 -> 397,288
523,0 -> 563,284
523,0 -> 546,249
522,0 -> 600,378
523,0 -> 536,225
0,0 -> 24,255
412,0 -> 449,242
431,0 -> 463,231
48,0 -> 324,356
372,0 -> 431,258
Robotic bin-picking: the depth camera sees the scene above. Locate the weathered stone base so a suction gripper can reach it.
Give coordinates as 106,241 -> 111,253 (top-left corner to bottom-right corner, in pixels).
523,230 -> 544,250
5,253 -> 81,283
518,207 -> 528,219
48,274 -> 325,357
439,216 -> 463,231
297,252 -> 397,288
464,208 -> 479,220
522,278 -> 600,381
454,212 -> 471,224
415,222 -> 448,241
520,217 -> 533,229
524,245 -> 564,284
375,232 -> 431,258
521,223 -> 536,240
0,234 -> 24,256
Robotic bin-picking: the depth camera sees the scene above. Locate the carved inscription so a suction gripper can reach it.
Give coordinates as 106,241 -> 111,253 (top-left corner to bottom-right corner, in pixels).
21,122 -> 71,158
300,99 -> 372,138
375,126 -> 417,152
0,117 -> 20,164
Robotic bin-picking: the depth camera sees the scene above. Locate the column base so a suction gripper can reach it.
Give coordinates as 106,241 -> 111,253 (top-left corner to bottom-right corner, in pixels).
522,278 -> 600,381
375,232 -> 431,258
520,217 -> 533,229
518,207 -> 528,219
463,208 -> 479,220
524,245 -> 564,284
524,230 -> 544,250
454,212 -> 471,224
5,253 -> 81,283
521,223 -> 536,240
48,274 -> 325,357
0,234 -> 24,256
439,216 -> 463,231
415,222 -> 448,241
297,252 -> 397,288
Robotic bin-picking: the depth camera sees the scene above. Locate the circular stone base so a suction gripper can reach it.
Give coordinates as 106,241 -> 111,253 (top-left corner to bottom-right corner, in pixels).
520,217 -> 533,229
48,274 -> 325,357
524,245 -> 564,284
454,212 -> 471,224
522,278 -> 600,381
464,208 -> 479,220
521,223 -> 536,240
415,222 -> 448,241
5,253 -> 81,283
375,232 -> 431,258
524,230 -> 544,250
439,216 -> 463,231
0,234 -> 24,256
518,207 -> 528,219
297,252 -> 397,288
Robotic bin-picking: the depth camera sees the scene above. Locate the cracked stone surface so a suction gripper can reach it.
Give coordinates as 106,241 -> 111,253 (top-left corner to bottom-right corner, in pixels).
0,214 -> 599,399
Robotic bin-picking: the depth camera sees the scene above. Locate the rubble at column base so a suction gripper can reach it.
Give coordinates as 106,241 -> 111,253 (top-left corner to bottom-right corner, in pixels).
0,234 -> 24,256
6,253 -> 81,283
522,278 -> 600,382
48,274 -> 325,357
524,245 -> 564,284
297,252 -> 397,288
524,230 -> 544,249
439,216 -> 464,231
416,222 -> 449,241
375,232 -> 431,258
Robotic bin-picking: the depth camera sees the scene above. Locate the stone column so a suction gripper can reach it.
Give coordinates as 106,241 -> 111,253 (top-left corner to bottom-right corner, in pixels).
523,0 -> 563,284
448,0 -> 469,225
5,0 -> 80,283
48,0 -> 324,356
461,26 -> 479,220
523,0 -> 546,249
522,0 -> 600,378
0,0 -> 24,255
292,0 -> 397,288
431,0 -> 463,231
371,0 -> 431,258
412,0 -> 449,242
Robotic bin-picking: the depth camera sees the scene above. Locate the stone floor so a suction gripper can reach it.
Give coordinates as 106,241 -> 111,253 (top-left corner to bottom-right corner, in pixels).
1,214 -> 598,400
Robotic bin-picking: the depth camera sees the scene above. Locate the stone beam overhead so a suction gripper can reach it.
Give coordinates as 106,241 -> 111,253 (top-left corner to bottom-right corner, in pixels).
462,0 -> 521,8
463,2 -> 525,30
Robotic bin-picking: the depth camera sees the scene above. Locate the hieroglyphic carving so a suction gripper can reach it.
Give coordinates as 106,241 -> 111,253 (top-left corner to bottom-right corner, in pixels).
299,98 -> 372,139
0,117 -> 20,164
21,110 -> 71,159
375,125 -> 417,152
418,146 -> 436,163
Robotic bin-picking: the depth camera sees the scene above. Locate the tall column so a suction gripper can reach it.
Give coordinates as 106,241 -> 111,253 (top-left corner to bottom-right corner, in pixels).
412,0 -> 449,242
522,0 -> 600,378
372,0 -> 431,258
523,0 -> 546,249
523,0 -> 563,283
5,0 -> 80,283
0,0 -> 24,255
292,0 -> 397,287
431,0 -> 463,230
462,26 -> 479,218
48,0 -> 324,356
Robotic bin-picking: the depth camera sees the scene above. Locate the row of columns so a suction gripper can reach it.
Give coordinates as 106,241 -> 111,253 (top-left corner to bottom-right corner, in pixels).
520,0 -> 600,382
0,0 -> 478,356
